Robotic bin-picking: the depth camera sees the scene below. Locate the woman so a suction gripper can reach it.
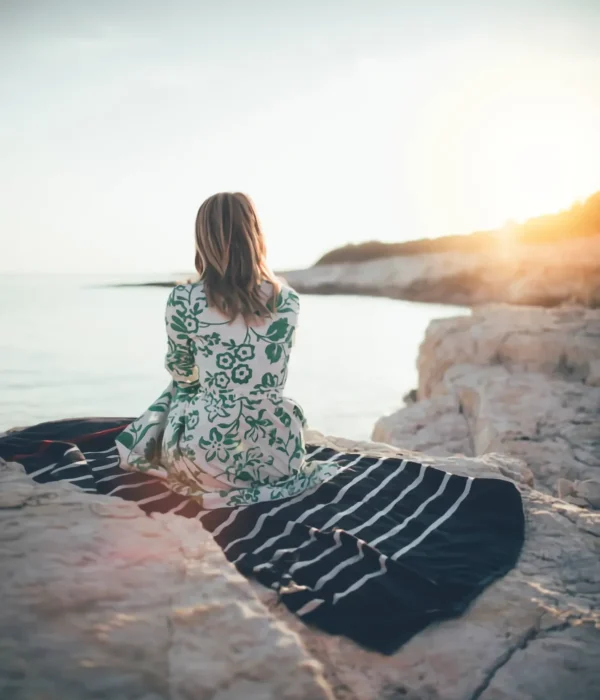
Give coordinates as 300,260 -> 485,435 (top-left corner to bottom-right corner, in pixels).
116,192 -> 338,508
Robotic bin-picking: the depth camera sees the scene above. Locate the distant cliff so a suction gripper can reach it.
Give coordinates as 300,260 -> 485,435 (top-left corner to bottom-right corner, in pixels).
283,233 -> 600,308
315,191 -> 600,266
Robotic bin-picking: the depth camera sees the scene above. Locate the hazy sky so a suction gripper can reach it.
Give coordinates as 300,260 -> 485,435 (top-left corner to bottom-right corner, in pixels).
1,0 -> 599,273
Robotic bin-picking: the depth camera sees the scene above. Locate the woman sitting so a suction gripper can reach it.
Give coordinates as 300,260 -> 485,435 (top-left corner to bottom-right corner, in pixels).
116,192 -> 338,508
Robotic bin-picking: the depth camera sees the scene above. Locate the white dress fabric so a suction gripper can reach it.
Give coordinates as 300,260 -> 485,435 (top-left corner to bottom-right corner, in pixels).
116,281 -> 339,508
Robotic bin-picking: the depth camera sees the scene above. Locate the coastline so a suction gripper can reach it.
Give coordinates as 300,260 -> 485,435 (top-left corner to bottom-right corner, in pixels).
113,233 -> 600,309
111,281 -> 179,288
282,233 -> 600,308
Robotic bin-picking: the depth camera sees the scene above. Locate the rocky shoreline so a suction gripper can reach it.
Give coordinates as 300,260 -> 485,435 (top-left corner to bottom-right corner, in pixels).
2,304 -> 599,699
374,304 -> 600,508
283,234 -> 600,308
122,233 -> 600,310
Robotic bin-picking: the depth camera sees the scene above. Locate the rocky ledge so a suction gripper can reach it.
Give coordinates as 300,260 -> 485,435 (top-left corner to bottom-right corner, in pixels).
0,462 -> 334,700
2,435 -> 599,700
283,234 -> 600,308
373,304 -> 600,509
2,304 -> 600,700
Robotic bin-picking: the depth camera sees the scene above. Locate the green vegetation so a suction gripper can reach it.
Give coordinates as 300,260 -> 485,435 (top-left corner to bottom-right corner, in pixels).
315,191 -> 600,266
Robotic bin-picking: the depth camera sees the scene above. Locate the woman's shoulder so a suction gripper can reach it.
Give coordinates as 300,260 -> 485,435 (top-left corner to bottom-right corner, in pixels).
262,275 -> 290,292
167,279 -> 206,307
272,279 -> 300,313
280,282 -> 299,299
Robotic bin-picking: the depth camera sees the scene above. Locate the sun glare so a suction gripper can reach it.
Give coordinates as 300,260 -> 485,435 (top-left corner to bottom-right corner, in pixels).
467,101 -> 596,223
409,52 -> 600,234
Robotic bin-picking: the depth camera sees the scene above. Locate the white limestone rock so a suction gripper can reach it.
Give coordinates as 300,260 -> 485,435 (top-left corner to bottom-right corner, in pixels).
573,479 -> 600,509
372,394 -> 473,457
376,306 -> 600,500
0,462 -> 333,700
417,305 -> 600,400
587,358 -> 600,387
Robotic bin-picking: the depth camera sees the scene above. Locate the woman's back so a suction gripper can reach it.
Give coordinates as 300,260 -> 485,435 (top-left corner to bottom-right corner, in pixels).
117,278 -> 337,508
167,280 -> 299,398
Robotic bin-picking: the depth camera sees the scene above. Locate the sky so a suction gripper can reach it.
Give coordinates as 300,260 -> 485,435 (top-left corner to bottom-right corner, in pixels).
1,0 -> 599,273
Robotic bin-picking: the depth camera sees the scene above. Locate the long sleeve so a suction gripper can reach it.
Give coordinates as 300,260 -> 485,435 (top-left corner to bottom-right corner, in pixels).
164,287 -> 199,385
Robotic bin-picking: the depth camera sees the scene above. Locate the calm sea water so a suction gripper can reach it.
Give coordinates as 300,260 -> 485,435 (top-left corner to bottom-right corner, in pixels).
0,274 -> 465,439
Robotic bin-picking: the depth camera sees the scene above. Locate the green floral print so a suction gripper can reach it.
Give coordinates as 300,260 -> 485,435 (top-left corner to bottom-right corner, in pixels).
115,281 -> 339,508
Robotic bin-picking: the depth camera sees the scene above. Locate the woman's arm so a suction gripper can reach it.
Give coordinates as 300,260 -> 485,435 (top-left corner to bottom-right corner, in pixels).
164,287 -> 199,385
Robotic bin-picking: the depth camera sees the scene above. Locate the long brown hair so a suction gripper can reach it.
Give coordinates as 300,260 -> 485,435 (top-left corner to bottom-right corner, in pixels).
194,192 -> 280,322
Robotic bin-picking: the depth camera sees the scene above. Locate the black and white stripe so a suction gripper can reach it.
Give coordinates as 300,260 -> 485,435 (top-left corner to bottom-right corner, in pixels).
0,421 -> 524,653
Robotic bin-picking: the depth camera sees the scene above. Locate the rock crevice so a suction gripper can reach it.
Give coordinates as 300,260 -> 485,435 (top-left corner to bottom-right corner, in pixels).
468,617 -> 573,700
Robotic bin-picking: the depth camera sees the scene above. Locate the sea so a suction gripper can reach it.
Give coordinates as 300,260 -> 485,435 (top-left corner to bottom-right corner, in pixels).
0,274 -> 466,440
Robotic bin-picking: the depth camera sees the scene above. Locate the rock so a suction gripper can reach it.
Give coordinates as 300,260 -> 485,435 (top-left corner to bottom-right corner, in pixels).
402,388 -> 418,405
447,364 -> 600,492
263,432 -> 600,700
0,463 -> 333,700
372,394 -> 472,457
573,478 -> 600,509
0,460 -> 34,507
282,234 -> 600,308
418,305 -> 600,400
378,305 -> 600,497
556,478 -> 575,499
587,359 -> 600,387
565,495 -> 590,508
2,438 -> 599,700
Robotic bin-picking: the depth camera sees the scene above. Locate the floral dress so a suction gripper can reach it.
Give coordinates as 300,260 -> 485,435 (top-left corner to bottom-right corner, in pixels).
116,281 -> 339,508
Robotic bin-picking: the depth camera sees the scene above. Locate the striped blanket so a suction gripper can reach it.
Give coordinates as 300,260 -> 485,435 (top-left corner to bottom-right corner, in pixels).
0,417 -> 525,653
